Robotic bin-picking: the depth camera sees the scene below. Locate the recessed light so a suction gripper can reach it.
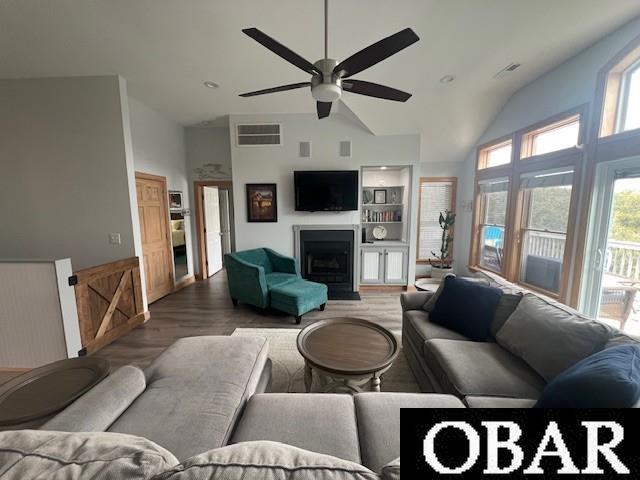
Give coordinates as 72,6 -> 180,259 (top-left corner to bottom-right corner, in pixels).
440,75 -> 455,84
204,81 -> 219,89
380,166 -> 387,170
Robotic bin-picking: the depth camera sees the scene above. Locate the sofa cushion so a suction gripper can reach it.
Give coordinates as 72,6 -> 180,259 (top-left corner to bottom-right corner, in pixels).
42,365 -> 145,432
0,430 -> 177,479
265,272 -> 298,289
380,457 -> 400,480
496,294 -> 615,381
231,393 -> 361,464
490,293 -> 523,338
535,344 -> 640,408
154,441 -> 378,480
108,336 -> 269,460
424,339 -> 546,399
270,280 -> 328,315
354,393 -> 464,473
403,310 -> 469,351
430,276 -> 503,341
464,396 -> 537,408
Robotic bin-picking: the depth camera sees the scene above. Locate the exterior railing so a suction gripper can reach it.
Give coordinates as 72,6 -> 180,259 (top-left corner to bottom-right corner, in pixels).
605,240 -> 640,282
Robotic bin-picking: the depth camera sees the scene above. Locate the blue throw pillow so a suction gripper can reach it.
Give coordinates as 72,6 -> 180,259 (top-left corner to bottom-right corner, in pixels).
429,276 -> 503,341
535,344 -> 640,408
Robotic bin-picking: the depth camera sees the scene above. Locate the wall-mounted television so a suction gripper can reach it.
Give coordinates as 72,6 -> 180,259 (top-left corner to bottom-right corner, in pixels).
294,170 -> 359,212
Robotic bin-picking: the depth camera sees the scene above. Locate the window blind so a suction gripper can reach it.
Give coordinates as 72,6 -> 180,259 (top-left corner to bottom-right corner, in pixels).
418,181 -> 454,259
520,169 -> 574,189
478,177 -> 510,193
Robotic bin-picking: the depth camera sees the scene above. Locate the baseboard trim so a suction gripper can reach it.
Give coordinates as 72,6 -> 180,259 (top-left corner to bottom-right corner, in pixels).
0,367 -> 30,373
174,275 -> 196,292
358,285 -> 406,293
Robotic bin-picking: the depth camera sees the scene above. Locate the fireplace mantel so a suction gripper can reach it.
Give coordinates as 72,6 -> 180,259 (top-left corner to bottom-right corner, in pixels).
293,224 -> 360,292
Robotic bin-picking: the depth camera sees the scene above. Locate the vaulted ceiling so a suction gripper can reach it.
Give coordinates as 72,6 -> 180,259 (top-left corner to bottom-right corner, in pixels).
1,0 -> 639,162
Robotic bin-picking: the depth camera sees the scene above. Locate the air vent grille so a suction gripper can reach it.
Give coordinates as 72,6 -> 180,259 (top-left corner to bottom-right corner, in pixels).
236,123 -> 282,146
493,63 -> 522,79
340,141 -> 352,157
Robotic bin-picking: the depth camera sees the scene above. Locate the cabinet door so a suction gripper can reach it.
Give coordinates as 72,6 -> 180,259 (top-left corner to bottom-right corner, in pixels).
384,248 -> 407,284
361,249 -> 384,283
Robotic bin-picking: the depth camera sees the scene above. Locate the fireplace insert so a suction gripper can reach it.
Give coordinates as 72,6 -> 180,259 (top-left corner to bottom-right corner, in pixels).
300,230 -> 354,293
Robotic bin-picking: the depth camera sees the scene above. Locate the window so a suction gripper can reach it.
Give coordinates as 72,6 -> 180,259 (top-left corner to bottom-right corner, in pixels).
417,178 -> 456,261
476,178 -> 509,273
518,169 -> 574,295
521,115 -> 580,158
618,61 -> 640,133
478,140 -> 512,169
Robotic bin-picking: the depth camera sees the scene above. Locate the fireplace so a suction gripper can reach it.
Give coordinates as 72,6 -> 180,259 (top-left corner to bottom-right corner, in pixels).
299,230 -> 354,293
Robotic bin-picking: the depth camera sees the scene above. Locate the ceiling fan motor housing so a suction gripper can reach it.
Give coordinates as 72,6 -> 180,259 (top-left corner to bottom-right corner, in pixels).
311,58 -> 342,102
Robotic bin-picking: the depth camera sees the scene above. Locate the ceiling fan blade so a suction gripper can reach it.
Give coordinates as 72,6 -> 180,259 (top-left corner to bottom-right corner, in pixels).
243,28 -> 321,76
342,80 -> 412,102
333,28 -> 419,78
239,82 -> 311,97
317,101 -> 332,119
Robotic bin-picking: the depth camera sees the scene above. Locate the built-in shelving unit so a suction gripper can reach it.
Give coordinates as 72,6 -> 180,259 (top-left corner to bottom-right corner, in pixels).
359,166 -> 412,286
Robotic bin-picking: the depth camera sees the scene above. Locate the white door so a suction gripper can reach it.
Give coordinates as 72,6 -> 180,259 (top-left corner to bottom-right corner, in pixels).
218,189 -> 232,255
384,249 -> 407,283
581,156 -> 640,332
361,249 -> 383,283
203,186 -> 223,277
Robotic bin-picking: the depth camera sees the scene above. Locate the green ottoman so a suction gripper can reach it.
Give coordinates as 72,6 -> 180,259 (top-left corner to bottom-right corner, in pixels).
270,279 -> 328,324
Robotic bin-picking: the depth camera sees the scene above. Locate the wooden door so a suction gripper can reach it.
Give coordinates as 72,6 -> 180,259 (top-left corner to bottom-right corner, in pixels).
203,186 -> 223,276
136,173 -> 174,303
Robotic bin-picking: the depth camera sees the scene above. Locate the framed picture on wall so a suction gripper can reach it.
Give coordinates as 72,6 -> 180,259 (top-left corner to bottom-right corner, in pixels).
373,189 -> 387,204
246,183 -> 278,222
169,191 -> 183,211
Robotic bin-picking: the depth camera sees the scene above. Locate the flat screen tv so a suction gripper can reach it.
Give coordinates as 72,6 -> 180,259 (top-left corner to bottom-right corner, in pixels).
294,170 -> 359,212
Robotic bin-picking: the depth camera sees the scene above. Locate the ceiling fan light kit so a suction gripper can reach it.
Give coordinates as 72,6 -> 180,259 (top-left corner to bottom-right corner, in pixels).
239,0 -> 419,119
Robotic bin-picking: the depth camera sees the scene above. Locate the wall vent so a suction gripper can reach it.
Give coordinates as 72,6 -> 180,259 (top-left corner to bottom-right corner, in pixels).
493,63 -> 522,79
340,141 -> 352,157
299,141 -> 311,158
236,123 -> 282,146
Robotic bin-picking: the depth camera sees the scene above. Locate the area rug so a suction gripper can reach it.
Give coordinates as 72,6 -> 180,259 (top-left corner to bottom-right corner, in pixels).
232,328 -> 420,393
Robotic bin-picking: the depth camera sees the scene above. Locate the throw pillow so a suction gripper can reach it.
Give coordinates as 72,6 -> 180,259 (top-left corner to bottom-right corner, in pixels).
496,294 -> 615,382
535,344 -> 640,408
429,276 -> 503,341
0,430 -> 178,479
423,274 -> 490,312
380,457 -> 400,480
154,441 -> 379,480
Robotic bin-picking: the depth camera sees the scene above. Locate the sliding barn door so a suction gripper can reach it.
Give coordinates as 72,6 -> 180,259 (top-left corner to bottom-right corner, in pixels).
136,173 -> 174,303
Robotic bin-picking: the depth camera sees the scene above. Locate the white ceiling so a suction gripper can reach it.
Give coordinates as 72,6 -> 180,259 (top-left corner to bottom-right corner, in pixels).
1,0 -> 640,162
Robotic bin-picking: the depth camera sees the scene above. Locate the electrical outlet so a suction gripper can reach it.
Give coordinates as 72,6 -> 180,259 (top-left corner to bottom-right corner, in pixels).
109,233 -> 121,245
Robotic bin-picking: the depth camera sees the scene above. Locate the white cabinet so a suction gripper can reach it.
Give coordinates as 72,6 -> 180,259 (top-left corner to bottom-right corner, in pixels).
361,248 -> 384,283
361,246 -> 408,285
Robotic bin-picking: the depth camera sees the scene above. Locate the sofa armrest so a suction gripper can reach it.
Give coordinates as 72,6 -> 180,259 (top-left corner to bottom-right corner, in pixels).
400,291 -> 433,311
265,248 -> 300,276
224,254 -> 269,307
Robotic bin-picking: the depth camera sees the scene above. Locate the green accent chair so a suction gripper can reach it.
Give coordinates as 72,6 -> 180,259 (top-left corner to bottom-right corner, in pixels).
224,248 -> 327,323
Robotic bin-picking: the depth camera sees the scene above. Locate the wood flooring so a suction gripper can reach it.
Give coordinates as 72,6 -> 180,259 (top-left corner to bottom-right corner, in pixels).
98,270 -> 405,370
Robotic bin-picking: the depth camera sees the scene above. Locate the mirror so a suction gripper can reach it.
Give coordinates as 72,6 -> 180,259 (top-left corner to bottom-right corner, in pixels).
169,191 -> 189,281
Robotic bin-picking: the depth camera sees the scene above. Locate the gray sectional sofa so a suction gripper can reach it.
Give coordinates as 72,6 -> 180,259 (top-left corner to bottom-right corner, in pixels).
0,335 -> 464,479
402,272 -> 639,407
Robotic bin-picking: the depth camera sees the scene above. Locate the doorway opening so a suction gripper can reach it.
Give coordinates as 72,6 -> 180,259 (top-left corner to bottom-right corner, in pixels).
581,157 -> 640,334
194,181 -> 235,279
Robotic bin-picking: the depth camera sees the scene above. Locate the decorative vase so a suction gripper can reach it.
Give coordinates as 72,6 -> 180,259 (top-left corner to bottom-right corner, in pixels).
430,265 -> 453,280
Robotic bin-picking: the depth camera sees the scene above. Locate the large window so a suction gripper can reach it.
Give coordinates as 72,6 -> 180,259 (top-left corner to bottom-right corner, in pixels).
417,178 -> 456,261
478,140 -> 512,169
618,61 -> 640,133
521,115 -> 580,158
518,169 -> 574,295
476,178 -> 509,273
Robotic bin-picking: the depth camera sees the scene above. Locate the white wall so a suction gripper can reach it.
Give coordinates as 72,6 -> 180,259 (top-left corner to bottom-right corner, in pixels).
229,112 -> 420,283
185,126 -> 232,275
455,17 -> 640,275
128,96 -> 194,278
0,76 -> 137,270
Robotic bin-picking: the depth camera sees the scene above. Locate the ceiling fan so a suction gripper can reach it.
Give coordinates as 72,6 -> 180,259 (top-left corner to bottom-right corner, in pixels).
239,0 -> 419,119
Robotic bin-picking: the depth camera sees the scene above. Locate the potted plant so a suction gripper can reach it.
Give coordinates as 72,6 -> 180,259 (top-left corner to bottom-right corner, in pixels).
430,209 -> 456,279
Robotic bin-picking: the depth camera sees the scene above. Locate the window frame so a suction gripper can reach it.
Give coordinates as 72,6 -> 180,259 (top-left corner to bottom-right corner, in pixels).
476,136 -> 514,170
416,177 -> 457,264
473,178 -> 511,274
617,59 -> 640,134
520,113 -> 583,160
512,164 -> 581,299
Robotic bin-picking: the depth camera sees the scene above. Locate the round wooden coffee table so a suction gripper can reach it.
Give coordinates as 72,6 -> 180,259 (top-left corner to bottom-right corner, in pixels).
296,318 -> 399,393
